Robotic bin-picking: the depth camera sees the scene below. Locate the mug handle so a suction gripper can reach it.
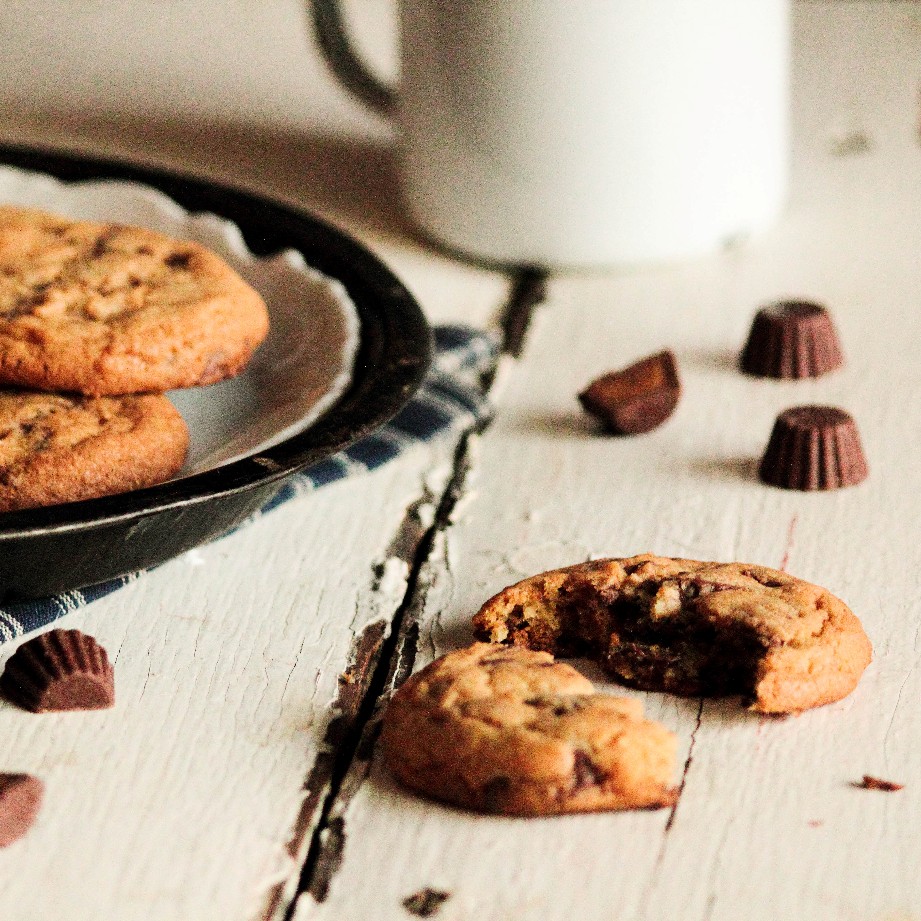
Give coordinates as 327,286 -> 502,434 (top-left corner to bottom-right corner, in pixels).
310,0 -> 396,117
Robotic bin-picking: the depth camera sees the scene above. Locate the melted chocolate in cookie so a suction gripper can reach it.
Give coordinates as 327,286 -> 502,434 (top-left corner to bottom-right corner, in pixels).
494,573 -> 765,699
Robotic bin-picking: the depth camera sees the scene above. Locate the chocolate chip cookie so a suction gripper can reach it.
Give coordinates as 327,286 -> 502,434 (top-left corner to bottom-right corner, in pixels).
472,554 -> 872,714
0,207 -> 269,395
0,390 -> 189,511
381,643 -> 677,816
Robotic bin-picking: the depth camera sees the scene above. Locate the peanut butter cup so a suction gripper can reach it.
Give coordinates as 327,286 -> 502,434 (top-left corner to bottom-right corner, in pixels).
1,629 -> 115,713
740,300 -> 843,379
0,774 -> 43,847
759,406 -> 868,490
579,350 -> 681,435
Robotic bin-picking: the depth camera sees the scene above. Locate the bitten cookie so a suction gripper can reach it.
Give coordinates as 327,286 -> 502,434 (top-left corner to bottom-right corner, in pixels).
0,390 -> 189,512
0,206 -> 269,395
472,554 -> 872,714
381,643 -> 677,816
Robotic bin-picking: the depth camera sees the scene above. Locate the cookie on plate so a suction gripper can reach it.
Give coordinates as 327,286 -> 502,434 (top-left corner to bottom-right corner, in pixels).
380,643 -> 677,816
472,554 -> 872,714
0,206 -> 269,395
0,390 -> 189,512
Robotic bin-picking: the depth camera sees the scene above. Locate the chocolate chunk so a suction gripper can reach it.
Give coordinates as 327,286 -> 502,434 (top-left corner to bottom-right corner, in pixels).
164,251 -> 193,270
759,406 -> 868,491
740,300 -> 843,379
855,775 -> 904,792
0,774 -> 43,847
1,629 -> 115,713
481,776 -> 512,813
579,350 -> 681,435
403,889 -> 451,917
572,750 -> 606,789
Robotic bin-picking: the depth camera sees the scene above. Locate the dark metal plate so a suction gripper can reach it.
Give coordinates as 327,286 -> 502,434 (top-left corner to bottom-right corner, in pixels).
0,145 -> 432,602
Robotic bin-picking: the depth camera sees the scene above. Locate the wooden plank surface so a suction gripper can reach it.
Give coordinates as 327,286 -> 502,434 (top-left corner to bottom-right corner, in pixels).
295,6 -> 921,920
0,453 -> 455,920
0,4 -> 518,920
0,3 -> 918,921
0,136 -> 510,921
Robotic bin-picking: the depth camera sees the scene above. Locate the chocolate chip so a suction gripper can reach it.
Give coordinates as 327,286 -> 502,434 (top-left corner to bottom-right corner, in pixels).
759,405 -> 868,491
552,697 -> 587,716
481,776 -> 511,813
572,750 -> 606,789
89,229 -> 118,260
579,350 -> 681,435
164,251 -> 193,269
2,293 -> 47,319
525,695 -> 587,714
1,629 -> 114,713
740,300 -> 843,379
0,774 -> 43,847
402,888 -> 451,917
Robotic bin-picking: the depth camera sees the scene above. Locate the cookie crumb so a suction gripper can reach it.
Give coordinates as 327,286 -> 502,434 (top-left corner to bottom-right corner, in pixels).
855,775 -> 904,792
829,130 -> 873,157
402,888 -> 450,917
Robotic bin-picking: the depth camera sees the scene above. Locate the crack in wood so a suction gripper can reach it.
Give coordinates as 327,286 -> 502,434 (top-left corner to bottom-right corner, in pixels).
260,618 -> 388,921
640,697 -> 704,918
666,698 -> 703,833
262,489 -> 438,920
779,514 -> 798,573
298,433 -> 479,908
268,267 -> 547,918
501,267 -> 548,359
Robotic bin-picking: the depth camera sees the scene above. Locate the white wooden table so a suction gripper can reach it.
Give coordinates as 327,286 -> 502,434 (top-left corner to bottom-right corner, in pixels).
1,4 -> 919,919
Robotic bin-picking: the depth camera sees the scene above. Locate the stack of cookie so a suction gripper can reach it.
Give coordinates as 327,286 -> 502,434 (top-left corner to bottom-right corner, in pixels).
0,206 -> 270,513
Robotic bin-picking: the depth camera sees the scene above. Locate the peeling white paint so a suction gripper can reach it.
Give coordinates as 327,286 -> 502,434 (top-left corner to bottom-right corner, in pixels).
376,557 -> 410,600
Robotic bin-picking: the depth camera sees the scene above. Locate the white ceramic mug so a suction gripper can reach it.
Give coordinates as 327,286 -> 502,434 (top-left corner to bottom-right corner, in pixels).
312,0 -> 790,268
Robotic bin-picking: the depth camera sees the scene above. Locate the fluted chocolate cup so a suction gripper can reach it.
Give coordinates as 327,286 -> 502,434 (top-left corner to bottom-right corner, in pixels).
0,774 -> 44,847
741,301 -> 843,379
759,406 -> 868,490
0,629 -> 114,712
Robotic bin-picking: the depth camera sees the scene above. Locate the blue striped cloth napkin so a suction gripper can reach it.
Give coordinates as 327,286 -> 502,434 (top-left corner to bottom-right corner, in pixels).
0,325 -> 497,645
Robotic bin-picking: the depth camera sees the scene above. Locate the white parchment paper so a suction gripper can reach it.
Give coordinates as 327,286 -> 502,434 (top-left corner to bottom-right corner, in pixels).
0,166 -> 361,475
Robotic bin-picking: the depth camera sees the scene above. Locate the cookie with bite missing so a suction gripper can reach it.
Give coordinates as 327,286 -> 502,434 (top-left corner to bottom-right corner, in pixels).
0,390 -> 188,512
0,206 -> 269,395
472,554 -> 872,715
381,643 -> 677,816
